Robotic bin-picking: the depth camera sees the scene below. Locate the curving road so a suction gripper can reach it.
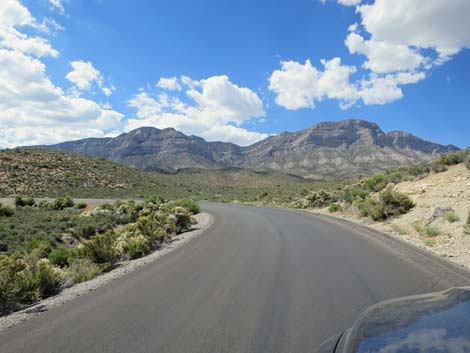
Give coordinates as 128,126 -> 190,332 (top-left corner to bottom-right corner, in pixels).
1,203 -> 469,353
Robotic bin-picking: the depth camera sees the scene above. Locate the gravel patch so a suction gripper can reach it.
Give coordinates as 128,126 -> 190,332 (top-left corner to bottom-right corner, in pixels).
0,212 -> 214,331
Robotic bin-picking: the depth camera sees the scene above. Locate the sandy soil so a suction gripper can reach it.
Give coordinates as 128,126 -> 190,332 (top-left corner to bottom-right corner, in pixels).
314,164 -> 470,270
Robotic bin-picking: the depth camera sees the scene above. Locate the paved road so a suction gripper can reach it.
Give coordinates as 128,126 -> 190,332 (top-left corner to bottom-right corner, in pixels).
1,203 -> 469,353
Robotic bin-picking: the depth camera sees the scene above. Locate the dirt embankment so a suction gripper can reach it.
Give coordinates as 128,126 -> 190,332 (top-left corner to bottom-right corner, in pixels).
315,164 -> 470,269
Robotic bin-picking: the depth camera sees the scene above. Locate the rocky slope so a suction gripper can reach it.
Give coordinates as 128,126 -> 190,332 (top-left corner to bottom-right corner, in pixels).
314,163 -> 470,270
34,119 -> 459,179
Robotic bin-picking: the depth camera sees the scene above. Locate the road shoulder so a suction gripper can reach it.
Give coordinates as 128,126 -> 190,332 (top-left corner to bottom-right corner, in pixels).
0,212 -> 214,331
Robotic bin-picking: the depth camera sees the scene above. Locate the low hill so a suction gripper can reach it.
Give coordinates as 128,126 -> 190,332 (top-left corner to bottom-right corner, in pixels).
0,149 -> 324,202
0,149 -> 161,198
32,119 -> 459,179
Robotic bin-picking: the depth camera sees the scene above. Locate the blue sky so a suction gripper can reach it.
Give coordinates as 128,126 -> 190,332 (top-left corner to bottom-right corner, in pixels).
1,0 -> 469,148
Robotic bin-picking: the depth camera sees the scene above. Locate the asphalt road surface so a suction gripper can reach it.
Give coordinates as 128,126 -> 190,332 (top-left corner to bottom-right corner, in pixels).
1,203 -> 469,353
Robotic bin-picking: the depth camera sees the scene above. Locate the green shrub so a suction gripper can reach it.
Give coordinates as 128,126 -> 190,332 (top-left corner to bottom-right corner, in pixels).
357,198 -> 386,221
80,231 -> 117,265
411,220 -> 425,234
145,195 -> 164,205
424,225 -> 440,237
116,230 -> 150,259
74,201 -> 87,210
66,259 -> 104,284
0,203 -> 15,217
302,190 -> 336,208
48,248 -> 70,267
445,212 -> 460,223
35,258 -> 64,297
411,221 -> 440,237
342,186 -> 369,204
0,254 -> 39,315
49,197 -> 74,210
173,198 -> 200,214
465,156 -> 470,170
364,174 -> 388,192
379,188 -> 415,218
25,239 -> 52,258
15,196 -> 35,207
328,203 -> 342,213
437,152 -> 465,166
430,162 -> 448,174
358,188 -> 414,221
423,239 -> 436,247
173,207 -> 193,233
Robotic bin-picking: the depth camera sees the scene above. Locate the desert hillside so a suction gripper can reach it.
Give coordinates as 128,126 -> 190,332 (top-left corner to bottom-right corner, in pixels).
314,162 -> 470,269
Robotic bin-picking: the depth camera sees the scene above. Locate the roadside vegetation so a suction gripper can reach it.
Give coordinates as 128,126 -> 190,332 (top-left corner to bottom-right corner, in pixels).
0,196 -> 199,316
291,149 -> 470,223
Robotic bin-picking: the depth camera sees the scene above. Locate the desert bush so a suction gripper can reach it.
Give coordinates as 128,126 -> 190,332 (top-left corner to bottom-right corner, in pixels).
74,201 -> 87,209
174,207 -> 192,232
465,156 -> 470,170
48,248 -> 70,267
136,213 -> 168,244
364,174 -> 388,192
411,221 -> 440,237
49,197 -> 74,210
66,259 -> 104,284
35,258 -> 64,297
380,188 -> 415,218
411,220 -> 425,234
15,196 -> 35,207
358,188 -> 414,221
328,203 -> 342,213
72,214 -> 121,239
115,230 -> 150,259
80,231 -> 117,265
357,198 -> 386,221
145,195 -> 164,206
423,239 -> 436,247
0,203 -> 14,217
386,171 -> 405,184
445,212 -> 460,223
342,186 -> 369,204
25,239 -> 52,259
303,190 -> 336,208
0,254 -> 39,315
437,152 -> 465,166
424,225 -> 440,237
430,162 -> 448,174
173,198 -> 200,214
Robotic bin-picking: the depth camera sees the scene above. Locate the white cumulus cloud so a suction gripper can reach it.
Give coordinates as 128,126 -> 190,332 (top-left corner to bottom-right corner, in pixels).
157,77 -> 181,91
66,60 -> 114,96
269,58 -> 425,109
345,32 -> 425,74
269,58 -> 358,110
0,0 -> 59,58
127,75 -> 267,146
357,0 -> 470,63
0,1 -> 123,148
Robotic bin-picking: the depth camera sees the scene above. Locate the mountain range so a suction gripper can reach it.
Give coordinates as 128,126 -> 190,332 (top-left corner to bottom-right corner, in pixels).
34,119 -> 459,179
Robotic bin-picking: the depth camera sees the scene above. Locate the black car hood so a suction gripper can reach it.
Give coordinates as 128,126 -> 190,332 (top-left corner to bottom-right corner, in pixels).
332,287 -> 470,353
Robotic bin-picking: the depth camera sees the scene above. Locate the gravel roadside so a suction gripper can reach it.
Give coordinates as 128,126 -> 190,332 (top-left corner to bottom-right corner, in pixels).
0,212 -> 213,331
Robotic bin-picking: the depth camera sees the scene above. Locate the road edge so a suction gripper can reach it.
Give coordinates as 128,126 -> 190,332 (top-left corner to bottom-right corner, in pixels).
0,212 -> 214,331
300,209 -> 470,286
